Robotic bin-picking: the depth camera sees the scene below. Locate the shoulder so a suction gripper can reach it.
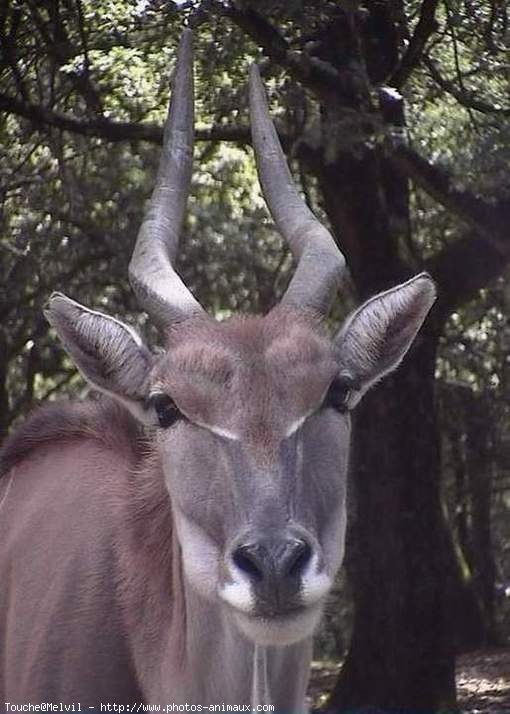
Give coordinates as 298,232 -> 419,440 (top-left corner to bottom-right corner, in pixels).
0,396 -> 145,478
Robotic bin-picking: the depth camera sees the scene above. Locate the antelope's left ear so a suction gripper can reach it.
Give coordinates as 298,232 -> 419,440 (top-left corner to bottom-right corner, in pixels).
44,292 -> 156,424
334,274 -> 436,407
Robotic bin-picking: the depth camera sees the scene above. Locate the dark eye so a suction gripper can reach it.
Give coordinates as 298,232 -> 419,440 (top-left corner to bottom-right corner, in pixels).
149,393 -> 182,429
324,376 -> 354,413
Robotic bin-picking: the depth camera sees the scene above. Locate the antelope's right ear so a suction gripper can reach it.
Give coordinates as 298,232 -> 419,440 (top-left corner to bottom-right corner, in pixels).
44,292 -> 156,424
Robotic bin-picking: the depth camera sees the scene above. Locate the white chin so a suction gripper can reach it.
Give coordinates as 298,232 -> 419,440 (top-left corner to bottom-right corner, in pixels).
232,605 -> 323,646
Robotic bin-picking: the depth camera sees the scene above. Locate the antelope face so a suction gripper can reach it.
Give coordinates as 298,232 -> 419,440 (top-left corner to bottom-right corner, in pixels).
44,30 -> 436,647
145,269 -> 434,646
151,312 -> 349,646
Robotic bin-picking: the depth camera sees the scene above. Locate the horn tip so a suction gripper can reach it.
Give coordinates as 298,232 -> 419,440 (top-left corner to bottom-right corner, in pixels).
249,64 -> 266,108
177,28 -> 193,59
249,63 -> 262,86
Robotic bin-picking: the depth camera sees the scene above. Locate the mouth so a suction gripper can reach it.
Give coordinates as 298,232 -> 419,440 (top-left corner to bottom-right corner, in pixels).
255,602 -> 306,618
230,603 -> 323,646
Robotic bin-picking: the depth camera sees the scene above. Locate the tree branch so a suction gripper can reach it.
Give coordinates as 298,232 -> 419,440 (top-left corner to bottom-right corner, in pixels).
391,143 -> 510,254
0,91 -> 161,141
0,4 -> 29,101
389,0 -> 440,89
38,370 -> 76,402
212,2 -> 345,98
424,56 -> 510,116
426,230 -> 504,318
391,140 -> 510,316
22,0 -> 102,113
221,3 -> 289,63
0,91 -> 251,145
197,125 -> 250,145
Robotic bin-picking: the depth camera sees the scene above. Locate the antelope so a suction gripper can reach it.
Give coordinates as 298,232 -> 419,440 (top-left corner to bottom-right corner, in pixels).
0,30 -> 436,711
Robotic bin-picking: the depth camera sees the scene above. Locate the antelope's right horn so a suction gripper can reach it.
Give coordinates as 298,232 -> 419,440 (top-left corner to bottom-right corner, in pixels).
249,65 -> 346,315
129,29 -> 205,329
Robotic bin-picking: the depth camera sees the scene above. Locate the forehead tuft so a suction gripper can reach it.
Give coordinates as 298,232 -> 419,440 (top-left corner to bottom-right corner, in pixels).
160,341 -> 235,386
158,310 -> 332,374
151,310 -> 338,442
265,321 -> 332,370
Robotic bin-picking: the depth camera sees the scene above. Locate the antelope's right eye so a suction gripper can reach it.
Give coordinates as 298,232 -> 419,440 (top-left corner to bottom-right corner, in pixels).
149,393 -> 182,429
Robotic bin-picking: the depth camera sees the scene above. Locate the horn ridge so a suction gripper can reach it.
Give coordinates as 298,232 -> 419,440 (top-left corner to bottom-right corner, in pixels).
129,28 -> 205,328
249,64 -> 346,314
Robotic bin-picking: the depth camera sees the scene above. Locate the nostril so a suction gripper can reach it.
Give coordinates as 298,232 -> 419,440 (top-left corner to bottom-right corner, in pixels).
232,536 -> 313,583
232,544 -> 264,581
287,539 -> 312,577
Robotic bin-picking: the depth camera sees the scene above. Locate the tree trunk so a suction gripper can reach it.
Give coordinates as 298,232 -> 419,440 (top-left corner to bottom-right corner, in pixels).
312,110 -> 460,707
465,396 -> 497,643
452,431 -> 469,561
327,334 -> 458,709
440,386 -> 488,651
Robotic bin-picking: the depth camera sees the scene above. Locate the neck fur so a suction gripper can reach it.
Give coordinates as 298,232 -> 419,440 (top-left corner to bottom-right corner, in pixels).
119,452 -> 312,707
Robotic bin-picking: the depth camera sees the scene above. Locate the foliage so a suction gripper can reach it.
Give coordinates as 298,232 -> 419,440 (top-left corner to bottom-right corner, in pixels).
1,0 -> 509,704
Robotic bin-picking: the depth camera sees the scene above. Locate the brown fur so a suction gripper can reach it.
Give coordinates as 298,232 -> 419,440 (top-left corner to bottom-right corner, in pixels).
0,278 -> 435,706
0,395 -> 181,704
0,397 -> 177,628
0,396 -> 144,479
154,310 -> 338,455
163,309 -> 330,375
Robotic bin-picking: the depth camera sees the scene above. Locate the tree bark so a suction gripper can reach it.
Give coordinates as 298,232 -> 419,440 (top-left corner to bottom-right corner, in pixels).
281,2 -> 507,703
327,333 -> 458,709
311,98 -> 462,709
465,395 -> 498,643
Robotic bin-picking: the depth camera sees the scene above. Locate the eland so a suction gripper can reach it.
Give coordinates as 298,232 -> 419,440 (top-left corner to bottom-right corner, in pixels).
0,30 -> 436,710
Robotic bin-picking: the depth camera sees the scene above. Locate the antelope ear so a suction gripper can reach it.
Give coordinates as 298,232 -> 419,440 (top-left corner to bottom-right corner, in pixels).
334,274 -> 436,408
44,292 -> 156,424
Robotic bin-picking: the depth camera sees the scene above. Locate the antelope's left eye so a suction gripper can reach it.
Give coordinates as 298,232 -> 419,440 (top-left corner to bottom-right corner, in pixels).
149,393 -> 182,428
324,376 -> 354,413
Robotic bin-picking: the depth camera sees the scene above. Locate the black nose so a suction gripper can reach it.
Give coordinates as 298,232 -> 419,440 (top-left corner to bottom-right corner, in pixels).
233,536 -> 312,583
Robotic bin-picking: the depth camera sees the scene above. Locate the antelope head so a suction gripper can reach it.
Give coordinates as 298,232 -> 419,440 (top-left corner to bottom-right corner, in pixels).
45,31 -> 435,647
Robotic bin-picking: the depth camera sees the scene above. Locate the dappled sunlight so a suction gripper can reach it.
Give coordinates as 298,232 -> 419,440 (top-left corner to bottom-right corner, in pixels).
307,650 -> 510,712
457,650 -> 510,713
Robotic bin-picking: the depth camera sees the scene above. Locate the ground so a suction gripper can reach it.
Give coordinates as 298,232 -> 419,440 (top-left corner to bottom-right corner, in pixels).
456,649 -> 510,713
307,649 -> 510,712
